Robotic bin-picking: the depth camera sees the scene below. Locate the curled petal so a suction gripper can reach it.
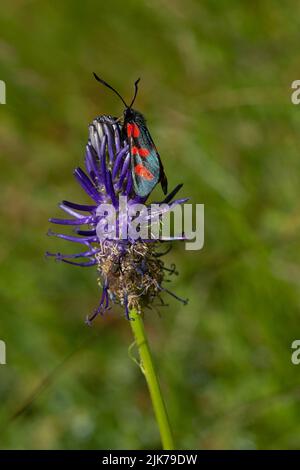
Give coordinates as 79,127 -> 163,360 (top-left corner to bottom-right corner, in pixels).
73,168 -> 102,203
49,216 -> 93,225
60,259 -> 97,267
62,200 -> 97,212
112,145 -> 129,180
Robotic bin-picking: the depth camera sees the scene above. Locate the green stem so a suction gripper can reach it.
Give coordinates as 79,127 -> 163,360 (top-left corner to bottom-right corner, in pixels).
129,308 -> 175,450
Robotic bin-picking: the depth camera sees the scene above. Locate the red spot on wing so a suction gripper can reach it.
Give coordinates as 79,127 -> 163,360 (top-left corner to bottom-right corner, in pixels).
138,147 -> 150,157
134,164 -> 154,180
127,123 -> 133,137
132,123 -> 140,137
127,123 -> 140,138
132,146 -> 150,157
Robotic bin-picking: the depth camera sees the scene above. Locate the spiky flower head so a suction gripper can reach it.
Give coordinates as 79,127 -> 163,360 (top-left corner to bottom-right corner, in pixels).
47,116 -> 187,322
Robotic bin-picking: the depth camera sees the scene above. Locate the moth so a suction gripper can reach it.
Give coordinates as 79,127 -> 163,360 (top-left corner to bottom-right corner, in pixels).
93,73 -> 168,198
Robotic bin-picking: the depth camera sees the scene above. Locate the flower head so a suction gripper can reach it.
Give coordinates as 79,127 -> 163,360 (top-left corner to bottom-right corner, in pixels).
47,116 -> 188,322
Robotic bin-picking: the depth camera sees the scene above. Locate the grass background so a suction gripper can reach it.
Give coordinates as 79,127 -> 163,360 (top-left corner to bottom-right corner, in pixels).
1,0 -> 300,449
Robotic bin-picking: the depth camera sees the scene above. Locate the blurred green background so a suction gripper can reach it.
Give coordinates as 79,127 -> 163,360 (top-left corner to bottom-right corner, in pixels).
1,0 -> 300,450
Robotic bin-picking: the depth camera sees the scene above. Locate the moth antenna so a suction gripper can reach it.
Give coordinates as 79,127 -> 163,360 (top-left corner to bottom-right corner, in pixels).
128,78 -> 141,109
93,73 -> 128,108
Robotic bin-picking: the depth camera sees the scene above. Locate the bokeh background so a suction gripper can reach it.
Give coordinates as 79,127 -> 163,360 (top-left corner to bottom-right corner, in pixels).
1,0 -> 300,450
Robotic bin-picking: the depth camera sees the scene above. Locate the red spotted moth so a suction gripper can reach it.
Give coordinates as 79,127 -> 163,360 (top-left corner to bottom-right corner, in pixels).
93,73 -> 168,198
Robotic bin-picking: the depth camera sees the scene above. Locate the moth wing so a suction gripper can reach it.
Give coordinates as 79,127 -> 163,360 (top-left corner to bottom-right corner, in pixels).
130,126 -> 162,197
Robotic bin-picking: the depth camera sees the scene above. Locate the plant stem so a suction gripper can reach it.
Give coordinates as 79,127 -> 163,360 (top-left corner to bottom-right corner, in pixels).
129,308 -> 175,450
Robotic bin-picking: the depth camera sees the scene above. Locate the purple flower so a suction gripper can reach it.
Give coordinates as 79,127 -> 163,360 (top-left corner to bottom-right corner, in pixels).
47,116 -> 188,322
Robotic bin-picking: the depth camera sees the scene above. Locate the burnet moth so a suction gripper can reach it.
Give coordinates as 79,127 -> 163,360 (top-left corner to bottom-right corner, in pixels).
93,73 -> 168,198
